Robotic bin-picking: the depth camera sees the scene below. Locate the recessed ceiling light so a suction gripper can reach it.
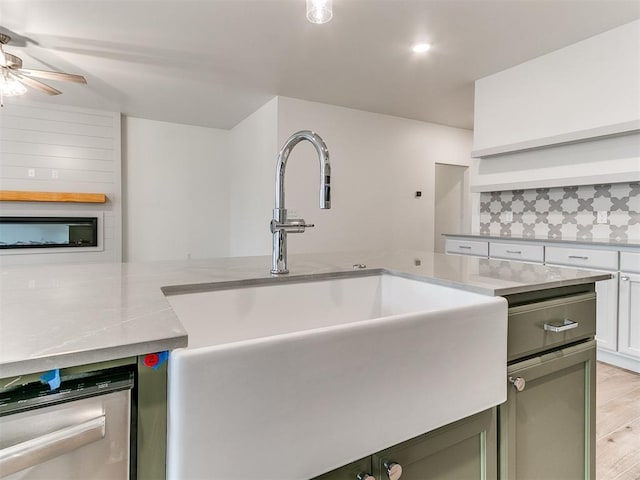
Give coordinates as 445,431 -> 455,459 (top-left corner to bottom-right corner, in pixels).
412,43 -> 431,54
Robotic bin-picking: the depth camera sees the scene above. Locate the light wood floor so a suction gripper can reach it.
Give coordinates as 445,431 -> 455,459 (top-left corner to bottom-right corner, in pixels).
596,362 -> 640,480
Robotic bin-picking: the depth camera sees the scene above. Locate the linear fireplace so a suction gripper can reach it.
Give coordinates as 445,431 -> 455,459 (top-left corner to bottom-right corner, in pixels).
0,217 -> 98,249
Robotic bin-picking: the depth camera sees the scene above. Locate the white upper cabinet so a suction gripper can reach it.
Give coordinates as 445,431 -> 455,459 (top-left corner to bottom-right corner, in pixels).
472,20 -> 640,158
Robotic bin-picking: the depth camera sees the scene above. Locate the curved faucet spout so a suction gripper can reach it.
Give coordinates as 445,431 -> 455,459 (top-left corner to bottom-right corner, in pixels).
275,130 -> 331,211
271,130 -> 332,274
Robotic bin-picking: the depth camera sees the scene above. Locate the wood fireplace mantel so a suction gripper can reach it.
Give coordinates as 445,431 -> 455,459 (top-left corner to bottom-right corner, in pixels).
0,190 -> 107,204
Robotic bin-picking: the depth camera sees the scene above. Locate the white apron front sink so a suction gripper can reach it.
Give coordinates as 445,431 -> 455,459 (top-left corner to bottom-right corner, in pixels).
166,272 -> 507,480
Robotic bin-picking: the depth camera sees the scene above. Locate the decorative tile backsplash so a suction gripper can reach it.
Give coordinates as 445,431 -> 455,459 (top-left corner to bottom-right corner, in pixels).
479,182 -> 640,241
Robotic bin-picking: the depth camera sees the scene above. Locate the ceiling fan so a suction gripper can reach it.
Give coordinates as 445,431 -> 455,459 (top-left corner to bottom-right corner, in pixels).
0,32 -> 87,106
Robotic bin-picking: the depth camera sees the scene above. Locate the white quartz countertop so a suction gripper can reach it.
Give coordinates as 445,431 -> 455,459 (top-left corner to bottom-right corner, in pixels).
0,250 -> 610,378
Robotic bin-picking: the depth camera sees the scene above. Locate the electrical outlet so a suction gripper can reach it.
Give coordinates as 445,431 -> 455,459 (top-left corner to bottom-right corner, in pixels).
28,168 -> 35,178
596,211 -> 608,224
51,169 -> 59,179
503,211 -> 513,223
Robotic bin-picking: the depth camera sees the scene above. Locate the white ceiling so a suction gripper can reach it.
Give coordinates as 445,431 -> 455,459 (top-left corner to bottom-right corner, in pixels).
1,0 -> 639,130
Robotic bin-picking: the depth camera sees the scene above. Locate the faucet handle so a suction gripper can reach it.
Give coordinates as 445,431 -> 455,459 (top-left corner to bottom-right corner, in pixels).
270,218 -> 314,234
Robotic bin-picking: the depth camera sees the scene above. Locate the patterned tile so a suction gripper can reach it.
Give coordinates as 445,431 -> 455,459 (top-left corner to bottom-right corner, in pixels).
578,198 -> 594,212
535,212 -> 549,224
562,212 -> 578,224
523,199 -> 536,212
522,223 -> 536,238
593,196 -> 612,211
535,188 -> 550,200
610,197 -> 629,211
512,190 -> 525,201
576,224 -> 593,241
510,222 -> 524,236
594,184 -> 612,198
478,182 -> 638,241
563,186 -> 579,199
609,225 -> 628,242
535,198 -> 550,213
548,224 -> 563,239
549,198 -> 563,212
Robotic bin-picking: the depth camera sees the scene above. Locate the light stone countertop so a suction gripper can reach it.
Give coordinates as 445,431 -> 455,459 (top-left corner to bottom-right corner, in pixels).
0,250 -> 611,378
444,233 -> 640,249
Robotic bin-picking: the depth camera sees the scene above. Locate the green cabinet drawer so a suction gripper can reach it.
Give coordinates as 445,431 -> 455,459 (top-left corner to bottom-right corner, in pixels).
507,292 -> 596,362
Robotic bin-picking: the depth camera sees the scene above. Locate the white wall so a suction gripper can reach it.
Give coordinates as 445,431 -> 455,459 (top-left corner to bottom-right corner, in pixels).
228,98 -> 278,256
473,20 -> 640,152
0,100 -> 122,265
123,117 -> 230,261
228,97 -> 472,256
470,18 -> 640,220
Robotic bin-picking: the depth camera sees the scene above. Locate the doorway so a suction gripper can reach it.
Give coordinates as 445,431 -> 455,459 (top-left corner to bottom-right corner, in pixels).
434,163 -> 469,253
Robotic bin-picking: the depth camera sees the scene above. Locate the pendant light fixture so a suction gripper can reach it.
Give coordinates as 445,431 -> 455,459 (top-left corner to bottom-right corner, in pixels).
306,0 -> 333,24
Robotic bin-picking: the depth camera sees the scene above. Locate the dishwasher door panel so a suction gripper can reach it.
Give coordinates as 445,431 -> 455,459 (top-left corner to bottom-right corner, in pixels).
0,390 -> 130,479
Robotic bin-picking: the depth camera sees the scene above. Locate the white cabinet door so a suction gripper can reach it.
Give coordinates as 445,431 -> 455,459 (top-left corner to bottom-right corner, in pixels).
595,273 -> 619,353
618,272 -> 640,360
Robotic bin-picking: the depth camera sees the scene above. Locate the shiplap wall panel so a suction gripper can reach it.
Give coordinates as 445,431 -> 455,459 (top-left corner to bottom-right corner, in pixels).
0,114 -> 114,138
1,140 -> 114,160
0,166 -> 114,184
0,100 -> 122,264
1,153 -> 114,172
2,128 -> 115,149
1,104 -> 115,126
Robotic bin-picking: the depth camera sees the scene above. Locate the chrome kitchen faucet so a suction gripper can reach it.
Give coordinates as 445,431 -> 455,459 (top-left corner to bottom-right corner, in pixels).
270,130 -> 331,274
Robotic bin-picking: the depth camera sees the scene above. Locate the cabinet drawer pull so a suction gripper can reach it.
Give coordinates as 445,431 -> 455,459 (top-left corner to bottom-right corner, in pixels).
356,474 -> 374,480
458,245 -> 472,250
544,319 -> 579,333
568,255 -> 589,260
621,276 -> 630,281
506,250 -> 522,254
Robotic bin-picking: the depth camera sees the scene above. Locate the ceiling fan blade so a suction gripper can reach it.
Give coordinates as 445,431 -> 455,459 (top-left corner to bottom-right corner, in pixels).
12,72 -> 61,95
18,68 -> 87,84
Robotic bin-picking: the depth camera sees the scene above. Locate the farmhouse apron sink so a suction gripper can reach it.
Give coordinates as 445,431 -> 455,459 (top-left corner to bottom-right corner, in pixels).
165,270 -> 507,479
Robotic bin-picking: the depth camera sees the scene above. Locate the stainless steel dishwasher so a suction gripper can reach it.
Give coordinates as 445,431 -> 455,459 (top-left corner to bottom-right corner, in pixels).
0,363 -> 134,479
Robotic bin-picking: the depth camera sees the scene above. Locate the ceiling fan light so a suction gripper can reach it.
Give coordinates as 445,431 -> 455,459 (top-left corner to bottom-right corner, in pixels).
0,75 -> 27,96
306,0 -> 332,24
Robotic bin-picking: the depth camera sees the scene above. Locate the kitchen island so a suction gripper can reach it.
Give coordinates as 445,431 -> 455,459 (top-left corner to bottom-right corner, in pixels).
0,250 -> 610,378
0,251 -> 610,479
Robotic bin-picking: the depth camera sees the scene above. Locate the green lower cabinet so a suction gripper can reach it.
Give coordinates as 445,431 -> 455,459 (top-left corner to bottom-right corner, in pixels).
313,456 -> 372,480
313,408 -> 497,480
372,408 -> 497,480
499,340 -> 596,480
